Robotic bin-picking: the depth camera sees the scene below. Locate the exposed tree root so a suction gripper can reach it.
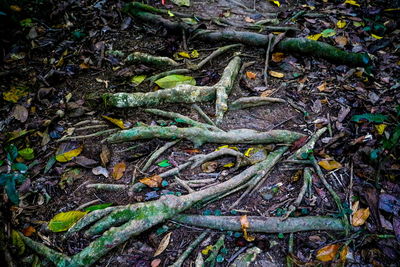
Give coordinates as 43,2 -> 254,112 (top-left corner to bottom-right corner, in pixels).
125,3 -> 370,67
103,56 -> 241,108
191,104 -> 216,126
105,125 -> 305,147
191,43 -> 242,71
125,52 -> 180,67
173,215 -> 347,233
142,139 -> 180,172
229,96 -> 286,110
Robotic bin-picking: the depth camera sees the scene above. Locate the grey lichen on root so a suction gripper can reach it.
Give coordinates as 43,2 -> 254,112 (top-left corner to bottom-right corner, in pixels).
102,57 -> 242,108
125,52 -> 180,68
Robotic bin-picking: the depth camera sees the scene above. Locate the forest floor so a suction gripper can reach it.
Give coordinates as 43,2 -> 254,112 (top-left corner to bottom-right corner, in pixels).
0,0 -> 399,266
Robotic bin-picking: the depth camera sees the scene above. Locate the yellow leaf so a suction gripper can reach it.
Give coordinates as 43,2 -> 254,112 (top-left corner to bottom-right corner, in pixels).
375,124 -> 387,135
10,5 -> 22,12
352,207 -> 370,226
167,10 -> 174,17
340,245 -> 349,262
79,62 -> 90,69
269,71 -> 284,78
343,0 -> 360,7
178,51 -> 191,58
216,145 -> 239,151
240,215 -> 255,242
318,160 -> 342,171
130,75 -> 147,86
292,169 -> 302,182
336,20 -> 347,29
246,71 -> 257,79
154,232 -> 171,256
140,175 -> 162,187
102,115 -> 127,129
269,0 -> 280,7
190,50 -> 199,58
201,245 -> 213,255
112,161 -> 126,180
3,86 -> 28,103
48,211 -> 87,232
316,243 -> 341,262
317,82 -> 327,92
56,146 -> 83,162
271,52 -> 285,62
307,33 -> 322,41
244,147 -> 254,157
371,34 -> 383,39
223,162 -> 235,168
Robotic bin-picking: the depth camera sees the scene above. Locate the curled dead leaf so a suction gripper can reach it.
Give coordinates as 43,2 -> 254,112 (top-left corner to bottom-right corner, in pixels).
112,161 -> 126,180
352,207 -> 370,226
139,175 -> 162,188
240,215 -> 255,242
269,70 -> 284,78
154,232 -> 171,257
316,243 -> 340,262
201,161 -> 218,173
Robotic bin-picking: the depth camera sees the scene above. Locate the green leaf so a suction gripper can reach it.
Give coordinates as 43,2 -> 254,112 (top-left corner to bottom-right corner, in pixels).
44,156 -> 56,174
321,28 -> 336,37
0,160 -> 3,167
6,144 -> 18,162
351,113 -> 389,123
130,75 -> 146,86
12,163 -> 28,173
11,230 -> 25,255
170,0 -> 190,7
48,211 -> 88,232
181,17 -> 198,25
5,179 -> 19,205
84,203 -> 113,212
19,18 -> 33,27
18,148 -> 34,160
155,75 -> 196,89
157,159 -> 171,167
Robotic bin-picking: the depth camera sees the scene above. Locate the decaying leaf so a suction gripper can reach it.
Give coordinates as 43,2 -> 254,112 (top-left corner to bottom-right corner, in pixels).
269,71 -> 284,78
352,207 -> 370,226
11,230 -> 25,255
307,33 -> 322,41
56,145 -> 83,162
321,29 -> 336,38
12,104 -> 29,122
140,175 -> 162,187
92,166 -> 109,178
336,20 -> 346,28
130,75 -> 147,86
48,211 -> 87,232
100,145 -> 111,166
151,259 -> 162,267
201,161 -> 218,173
112,161 -> 126,180
3,86 -> 28,103
102,115 -> 127,129
154,232 -> 172,256
271,52 -> 285,62
240,215 -> 255,242
316,243 -> 340,262
335,36 -> 348,47
22,226 -> 36,237
318,160 -> 342,171
246,71 -> 256,79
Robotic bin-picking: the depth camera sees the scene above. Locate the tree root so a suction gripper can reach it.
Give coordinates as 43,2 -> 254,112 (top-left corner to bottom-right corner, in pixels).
22,147 -> 287,266
173,215 -> 347,233
142,139 -> 180,172
125,52 -> 180,67
229,96 -> 286,110
191,104 -> 216,126
103,56 -> 241,108
105,125 -> 305,147
191,43 -> 242,71
125,3 -> 370,67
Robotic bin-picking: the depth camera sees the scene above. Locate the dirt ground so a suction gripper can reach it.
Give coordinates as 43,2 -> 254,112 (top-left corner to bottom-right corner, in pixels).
1,0 -> 399,266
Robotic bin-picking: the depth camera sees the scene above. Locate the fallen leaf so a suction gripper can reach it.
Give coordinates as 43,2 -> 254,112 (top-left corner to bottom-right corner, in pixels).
151,259 -> 162,267
155,75 -> 196,88
335,36 -> 348,47
246,71 -> 257,79
343,0 -> 360,7
102,115 -> 127,129
183,148 -> 200,153
112,161 -> 126,180
375,124 -> 387,135
223,162 -> 235,168
336,20 -> 346,28
352,207 -> 370,226
3,86 -> 28,103
100,145 -> 111,166
318,160 -> 342,171
271,52 -> 285,62
351,113 -> 388,123
190,50 -> 199,58
340,245 -> 348,261
48,210 -> 87,232
11,230 -> 25,255
12,104 -> 29,122
92,166 -> 109,178
130,75 -> 147,85
18,148 -> 34,160
74,156 -> 97,168
140,175 -> 162,187
240,215 -> 255,241
157,159 -> 171,168
10,5 -> 22,11
292,169 -> 303,182
307,33 -> 322,41
154,232 -> 172,256
316,243 -> 340,262
216,145 -> 239,151
244,17 -> 255,23
201,161 -> 218,173
22,226 -> 36,237
321,29 -> 336,38
79,62 -> 90,69
56,145 -> 83,162
269,71 -> 284,78
178,51 -> 191,58
371,34 -> 383,39
269,0 -> 280,7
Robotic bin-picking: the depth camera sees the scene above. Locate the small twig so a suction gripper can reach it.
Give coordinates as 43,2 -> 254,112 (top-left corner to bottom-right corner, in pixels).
191,104 -> 217,127
75,124 -> 108,131
174,175 -> 195,193
58,128 -> 118,142
142,140 -> 180,172
74,120 -> 104,126
264,34 -> 273,87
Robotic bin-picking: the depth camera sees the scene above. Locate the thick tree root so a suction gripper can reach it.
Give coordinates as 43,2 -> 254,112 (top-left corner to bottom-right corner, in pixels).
103,56 -> 241,108
125,52 -> 180,67
173,215 -> 347,233
229,96 -> 286,110
105,125 -> 305,147
191,104 -> 216,126
125,3 -> 370,67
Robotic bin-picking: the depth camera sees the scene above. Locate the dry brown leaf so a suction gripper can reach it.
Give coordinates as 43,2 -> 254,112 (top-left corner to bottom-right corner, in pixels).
335,36 -> 348,47
339,245 -> 348,261
269,70 -> 284,78
316,243 -> 340,262
100,145 -> 111,166
112,161 -> 126,180
246,71 -> 257,79
292,169 -> 303,182
260,90 -> 273,97
201,161 -> 218,173
351,201 -> 359,215
139,175 -> 162,187
318,160 -> 342,171
240,215 -> 255,242
22,226 -> 36,237
154,232 -> 171,257
12,104 -> 29,122
271,52 -> 285,62
352,207 -> 370,226
317,82 -> 327,92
